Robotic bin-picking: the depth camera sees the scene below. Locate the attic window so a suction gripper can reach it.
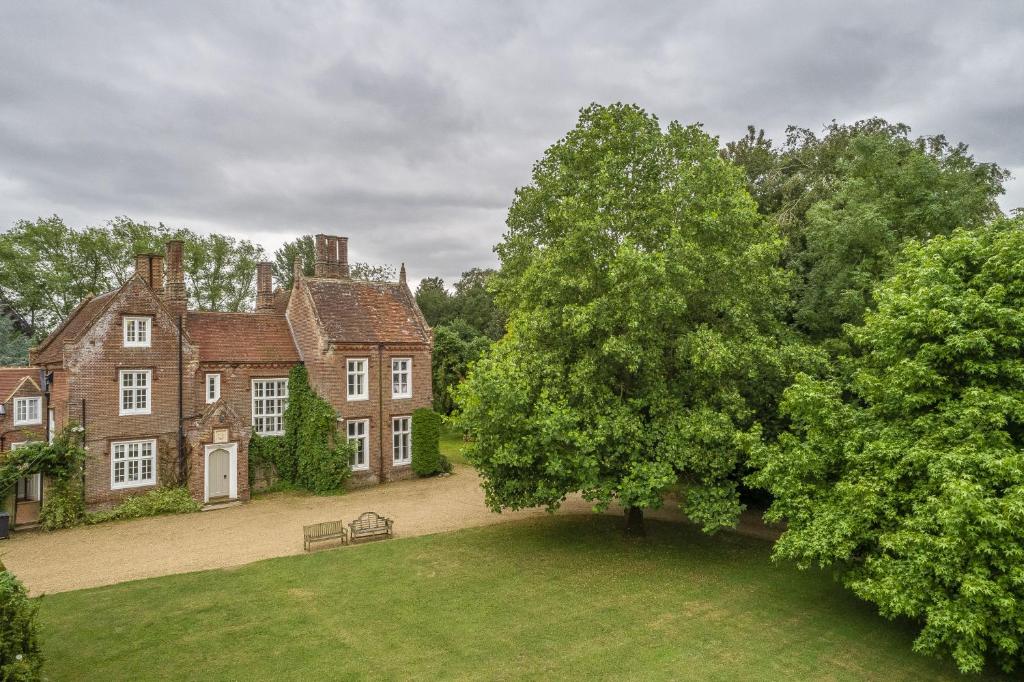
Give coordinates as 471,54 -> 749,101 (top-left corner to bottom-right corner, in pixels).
14,397 -> 41,426
123,316 -> 151,348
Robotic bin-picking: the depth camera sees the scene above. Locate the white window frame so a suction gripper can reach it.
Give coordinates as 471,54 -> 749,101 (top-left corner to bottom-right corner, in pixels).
347,358 -> 368,401
119,369 -> 152,416
48,408 -> 55,444
206,373 -> 221,404
123,316 -> 152,348
13,397 -> 42,426
392,415 -> 411,466
347,419 -> 370,471
110,438 -> 157,490
391,358 -> 412,399
252,377 -> 288,435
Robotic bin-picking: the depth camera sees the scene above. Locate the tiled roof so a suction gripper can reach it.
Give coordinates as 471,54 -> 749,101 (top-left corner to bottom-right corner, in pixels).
186,311 -> 300,364
0,368 -> 40,403
33,291 -> 117,365
303,278 -> 431,344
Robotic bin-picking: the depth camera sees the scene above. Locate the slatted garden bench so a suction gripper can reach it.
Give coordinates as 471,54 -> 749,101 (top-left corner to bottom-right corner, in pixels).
303,520 -> 348,551
349,511 -> 393,543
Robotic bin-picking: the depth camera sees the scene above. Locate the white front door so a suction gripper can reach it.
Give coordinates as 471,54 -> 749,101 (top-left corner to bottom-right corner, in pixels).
204,443 -> 238,502
209,449 -> 230,498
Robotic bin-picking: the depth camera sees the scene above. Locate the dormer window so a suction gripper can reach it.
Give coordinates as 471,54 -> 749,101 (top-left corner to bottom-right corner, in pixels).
123,316 -> 151,348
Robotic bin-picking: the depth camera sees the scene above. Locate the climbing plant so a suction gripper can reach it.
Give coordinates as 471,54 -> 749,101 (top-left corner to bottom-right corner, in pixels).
256,365 -> 353,494
0,427 -> 86,530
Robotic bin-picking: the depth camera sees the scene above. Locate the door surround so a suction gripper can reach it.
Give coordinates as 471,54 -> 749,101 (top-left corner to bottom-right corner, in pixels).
204,443 -> 238,503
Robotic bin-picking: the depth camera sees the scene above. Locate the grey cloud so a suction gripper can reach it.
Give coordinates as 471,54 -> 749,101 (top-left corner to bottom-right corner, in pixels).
0,0 -> 1022,288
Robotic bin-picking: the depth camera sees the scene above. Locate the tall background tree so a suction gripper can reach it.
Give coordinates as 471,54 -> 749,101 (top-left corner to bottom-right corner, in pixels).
457,103 -> 803,534
415,270 -> 505,413
723,119 -> 1008,352
0,216 -> 267,339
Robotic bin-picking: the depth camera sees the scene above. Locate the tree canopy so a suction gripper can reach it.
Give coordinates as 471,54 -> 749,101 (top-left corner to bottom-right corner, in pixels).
456,103 -> 801,533
0,216 -> 266,335
723,119 -> 1008,350
750,217 -> 1024,673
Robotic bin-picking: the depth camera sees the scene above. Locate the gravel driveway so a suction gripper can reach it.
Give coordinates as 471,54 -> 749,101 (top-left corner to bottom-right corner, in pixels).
2,466 -> 775,596
1,467 -> 594,595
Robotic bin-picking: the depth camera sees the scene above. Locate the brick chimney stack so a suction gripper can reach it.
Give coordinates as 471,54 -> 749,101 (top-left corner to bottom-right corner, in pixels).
256,262 -> 274,311
150,255 -> 164,294
164,240 -> 187,314
314,234 -> 349,279
134,254 -> 164,293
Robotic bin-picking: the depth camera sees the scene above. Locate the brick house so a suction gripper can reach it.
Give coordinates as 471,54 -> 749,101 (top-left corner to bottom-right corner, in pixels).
20,233 -> 432,515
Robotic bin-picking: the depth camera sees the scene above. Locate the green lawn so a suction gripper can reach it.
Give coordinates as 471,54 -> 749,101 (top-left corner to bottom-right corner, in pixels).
439,422 -> 470,466
35,515 -> 998,681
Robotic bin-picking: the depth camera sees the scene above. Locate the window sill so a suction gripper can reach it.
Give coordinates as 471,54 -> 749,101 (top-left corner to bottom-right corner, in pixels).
119,411 -> 153,417
13,420 -> 42,427
347,396 -> 369,402
111,479 -> 156,491
392,461 -> 411,467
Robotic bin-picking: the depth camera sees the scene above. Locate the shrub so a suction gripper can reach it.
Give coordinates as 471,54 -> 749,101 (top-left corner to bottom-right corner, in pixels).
412,408 -> 448,476
750,219 -> 1024,673
0,568 -> 42,681
39,475 -> 85,531
86,486 -> 200,525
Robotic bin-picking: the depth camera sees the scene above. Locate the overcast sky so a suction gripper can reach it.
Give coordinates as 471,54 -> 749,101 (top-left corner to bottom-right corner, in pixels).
1,1 -> 1021,286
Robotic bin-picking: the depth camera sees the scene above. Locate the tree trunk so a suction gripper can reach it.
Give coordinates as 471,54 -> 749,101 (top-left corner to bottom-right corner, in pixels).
624,506 -> 646,537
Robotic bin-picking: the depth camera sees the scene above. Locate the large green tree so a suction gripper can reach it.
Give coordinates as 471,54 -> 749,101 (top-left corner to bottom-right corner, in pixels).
457,103 -> 800,534
723,119 -> 1008,351
0,315 -> 31,367
750,217 -> 1024,674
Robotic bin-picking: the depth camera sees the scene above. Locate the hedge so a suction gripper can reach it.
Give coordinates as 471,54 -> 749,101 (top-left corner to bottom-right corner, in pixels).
411,408 -> 449,476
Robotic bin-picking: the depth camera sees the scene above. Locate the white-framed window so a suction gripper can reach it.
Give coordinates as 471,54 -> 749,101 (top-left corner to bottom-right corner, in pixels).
111,438 -> 156,489
347,359 -> 368,401
252,378 -> 288,435
119,369 -> 152,416
391,358 -> 412,399
48,408 -> 55,444
392,416 -> 411,465
347,419 -> 369,471
13,397 -> 41,425
206,373 -> 221,403
123,316 -> 151,348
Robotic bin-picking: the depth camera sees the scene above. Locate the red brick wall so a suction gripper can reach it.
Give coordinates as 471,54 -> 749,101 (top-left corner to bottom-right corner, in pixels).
286,275 -> 433,486
60,276 -> 200,508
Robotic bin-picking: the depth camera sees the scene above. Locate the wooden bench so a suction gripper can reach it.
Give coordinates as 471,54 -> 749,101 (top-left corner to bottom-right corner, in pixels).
303,520 -> 348,551
349,511 -> 393,543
